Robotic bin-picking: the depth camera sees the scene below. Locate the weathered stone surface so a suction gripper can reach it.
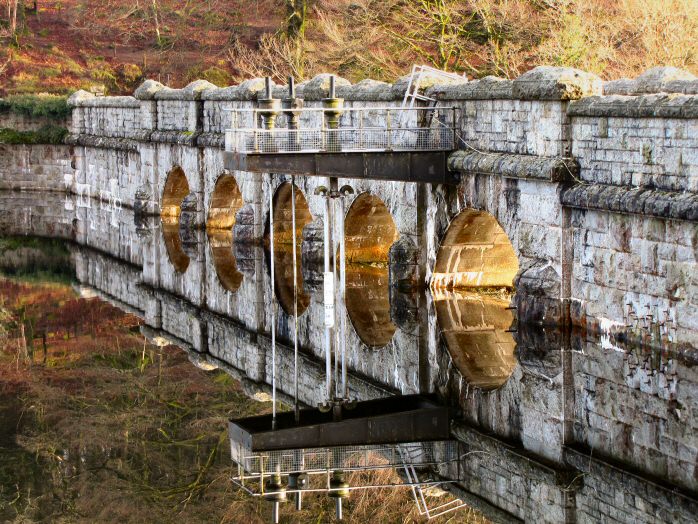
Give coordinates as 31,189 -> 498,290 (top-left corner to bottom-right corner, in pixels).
154,79 -> 217,100
604,66 -> 698,95
297,73 -> 351,100
337,79 -> 397,101
149,130 -> 199,146
562,184 -> 698,222
65,133 -> 141,152
78,96 -> 140,108
512,66 -> 602,100
448,151 -> 579,182
67,89 -> 95,107
134,79 -> 167,100
568,93 -> 698,118
196,132 -> 225,148
392,70 -> 466,99
204,77 -> 271,101
427,76 -> 512,100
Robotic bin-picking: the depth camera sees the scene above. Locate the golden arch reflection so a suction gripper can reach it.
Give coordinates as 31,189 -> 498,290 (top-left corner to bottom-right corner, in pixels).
432,209 -> 519,389
434,290 -> 517,390
207,175 -> 244,292
344,193 -> 399,348
268,182 -> 312,316
161,166 -> 190,273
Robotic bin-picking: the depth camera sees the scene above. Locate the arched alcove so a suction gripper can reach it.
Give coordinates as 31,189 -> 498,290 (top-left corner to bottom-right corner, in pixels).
432,209 -> 519,390
431,208 -> 518,290
161,166 -> 190,218
207,174 -> 243,230
161,166 -> 190,273
206,174 -> 244,292
267,182 -> 313,316
344,193 -> 399,348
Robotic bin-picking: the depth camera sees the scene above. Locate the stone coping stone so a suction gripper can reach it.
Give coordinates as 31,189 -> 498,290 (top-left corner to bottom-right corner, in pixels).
448,150 -> 578,183
78,96 -> 140,109
512,66 -> 602,100
154,79 -> 218,101
604,66 -> 698,95
149,130 -> 199,146
67,89 -> 95,107
65,133 -> 140,152
427,76 -> 512,100
561,184 -> 698,222
197,132 -> 225,148
568,93 -> 698,119
134,79 -> 166,100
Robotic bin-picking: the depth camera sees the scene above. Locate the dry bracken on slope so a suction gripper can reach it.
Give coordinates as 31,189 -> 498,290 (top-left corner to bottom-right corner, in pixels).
0,0 -> 696,95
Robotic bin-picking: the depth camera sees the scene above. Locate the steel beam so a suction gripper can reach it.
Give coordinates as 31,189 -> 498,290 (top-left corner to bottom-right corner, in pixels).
225,151 -> 458,185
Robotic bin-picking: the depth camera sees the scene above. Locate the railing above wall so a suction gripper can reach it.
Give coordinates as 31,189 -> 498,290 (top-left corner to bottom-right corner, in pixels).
224,106 -> 457,155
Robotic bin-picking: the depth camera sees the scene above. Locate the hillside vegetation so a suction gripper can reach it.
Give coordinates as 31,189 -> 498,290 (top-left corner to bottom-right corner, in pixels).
0,0 -> 696,95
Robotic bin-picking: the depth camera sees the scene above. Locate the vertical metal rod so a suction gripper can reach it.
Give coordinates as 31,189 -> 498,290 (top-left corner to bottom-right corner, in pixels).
291,177 -> 300,424
265,76 -> 272,99
289,76 -> 296,98
323,194 -> 332,401
269,181 -> 277,430
333,196 -> 339,398
329,75 -> 336,98
338,196 -> 347,398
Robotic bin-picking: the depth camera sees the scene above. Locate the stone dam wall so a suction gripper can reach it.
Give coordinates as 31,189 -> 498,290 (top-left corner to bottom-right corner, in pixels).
1,64 -> 693,349
1,65 -> 698,523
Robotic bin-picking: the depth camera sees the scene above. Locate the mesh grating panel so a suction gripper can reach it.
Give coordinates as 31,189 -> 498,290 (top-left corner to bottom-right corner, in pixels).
225,107 -> 457,154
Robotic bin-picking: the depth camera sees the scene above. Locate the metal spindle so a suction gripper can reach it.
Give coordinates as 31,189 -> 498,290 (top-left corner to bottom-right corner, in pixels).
269,181 -> 277,429
291,178 -> 300,423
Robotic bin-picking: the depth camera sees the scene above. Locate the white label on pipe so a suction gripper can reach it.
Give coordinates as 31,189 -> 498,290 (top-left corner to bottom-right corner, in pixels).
323,271 -> 335,328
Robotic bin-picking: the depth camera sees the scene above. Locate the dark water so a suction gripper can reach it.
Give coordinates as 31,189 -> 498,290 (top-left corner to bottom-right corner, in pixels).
0,191 -> 696,523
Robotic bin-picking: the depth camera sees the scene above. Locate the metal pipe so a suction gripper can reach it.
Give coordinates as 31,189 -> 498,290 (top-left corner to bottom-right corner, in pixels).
291,177 -> 300,424
288,76 -> 295,99
333,196 -> 339,398
329,75 -> 335,98
269,181 -> 277,430
323,193 -> 332,400
338,195 -> 347,398
265,77 -> 272,99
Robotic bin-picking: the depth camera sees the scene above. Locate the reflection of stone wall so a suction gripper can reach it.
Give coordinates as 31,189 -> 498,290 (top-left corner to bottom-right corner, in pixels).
573,338 -> 698,493
0,144 -> 71,192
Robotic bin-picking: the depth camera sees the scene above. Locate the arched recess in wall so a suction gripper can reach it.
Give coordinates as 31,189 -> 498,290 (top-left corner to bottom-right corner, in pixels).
344,193 -> 399,348
161,166 -> 190,273
206,174 -> 244,292
431,209 -> 519,390
267,182 -> 313,316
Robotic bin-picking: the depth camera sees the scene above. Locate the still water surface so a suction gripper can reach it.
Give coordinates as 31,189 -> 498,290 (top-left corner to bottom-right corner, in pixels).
0,191 -> 695,523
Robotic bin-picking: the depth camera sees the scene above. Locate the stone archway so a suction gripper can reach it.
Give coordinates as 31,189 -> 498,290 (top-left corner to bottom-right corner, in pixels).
161,166 -> 190,273
432,209 -> 519,390
207,174 -> 244,292
268,182 -> 313,316
161,166 -> 189,219
344,193 -> 399,348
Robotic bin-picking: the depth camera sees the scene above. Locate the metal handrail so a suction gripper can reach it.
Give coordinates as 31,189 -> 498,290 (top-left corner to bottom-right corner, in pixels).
224,106 -> 457,154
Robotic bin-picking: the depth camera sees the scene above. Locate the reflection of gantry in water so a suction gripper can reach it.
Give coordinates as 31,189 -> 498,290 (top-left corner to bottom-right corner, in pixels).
229,396 -> 466,522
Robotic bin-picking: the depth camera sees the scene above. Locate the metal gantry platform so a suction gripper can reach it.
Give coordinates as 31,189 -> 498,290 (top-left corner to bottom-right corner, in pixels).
229,396 -> 466,522
224,76 -> 460,184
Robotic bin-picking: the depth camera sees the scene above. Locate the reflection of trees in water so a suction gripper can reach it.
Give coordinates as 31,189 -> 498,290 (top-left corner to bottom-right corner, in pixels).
434,289 -> 517,390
